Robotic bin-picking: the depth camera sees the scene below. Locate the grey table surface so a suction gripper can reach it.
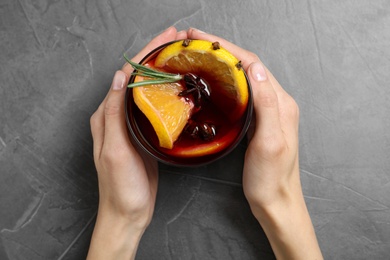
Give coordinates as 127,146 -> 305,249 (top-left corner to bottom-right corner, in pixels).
1,0 -> 389,259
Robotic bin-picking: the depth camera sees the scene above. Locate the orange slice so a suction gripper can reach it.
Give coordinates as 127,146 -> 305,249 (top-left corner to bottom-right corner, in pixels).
133,76 -> 194,149
164,126 -> 241,157
154,39 -> 249,120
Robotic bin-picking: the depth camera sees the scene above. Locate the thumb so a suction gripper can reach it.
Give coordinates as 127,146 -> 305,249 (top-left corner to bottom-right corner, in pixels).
247,62 -> 283,141
103,70 -> 130,148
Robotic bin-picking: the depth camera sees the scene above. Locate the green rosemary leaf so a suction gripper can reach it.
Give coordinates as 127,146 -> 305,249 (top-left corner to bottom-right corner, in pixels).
132,70 -> 181,80
127,78 -> 180,88
123,54 -> 181,80
123,54 -> 183,88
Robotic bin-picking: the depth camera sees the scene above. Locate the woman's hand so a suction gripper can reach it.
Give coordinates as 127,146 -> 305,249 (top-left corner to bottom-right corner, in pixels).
188,28 -> 323,260
87,27 -> 187,260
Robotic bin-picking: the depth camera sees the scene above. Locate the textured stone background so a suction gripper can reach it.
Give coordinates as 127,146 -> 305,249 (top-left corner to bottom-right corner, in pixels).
1,0 -> 389,259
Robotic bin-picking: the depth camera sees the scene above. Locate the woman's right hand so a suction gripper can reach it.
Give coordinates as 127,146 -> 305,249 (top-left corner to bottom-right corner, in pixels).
188,28 -> 323,260
87,27 -> 188,260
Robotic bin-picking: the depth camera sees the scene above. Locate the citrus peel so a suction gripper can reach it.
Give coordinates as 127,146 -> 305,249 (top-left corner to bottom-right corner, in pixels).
132,76 -> 193,149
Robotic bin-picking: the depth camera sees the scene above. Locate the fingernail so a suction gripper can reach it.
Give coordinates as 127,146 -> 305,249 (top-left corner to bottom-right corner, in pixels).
111,71 -> 126,90
250,62 -> 267,82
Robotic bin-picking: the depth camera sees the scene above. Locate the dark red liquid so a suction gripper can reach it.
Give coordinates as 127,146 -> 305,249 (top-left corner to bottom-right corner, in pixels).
126,49 -> 251,166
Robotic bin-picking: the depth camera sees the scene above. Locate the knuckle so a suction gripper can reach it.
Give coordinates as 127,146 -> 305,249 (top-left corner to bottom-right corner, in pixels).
104,102 -> 121,116
252,134 -> 287,159
263,137 -> 286,158
247,51 -> 260,62
100,143 -> 130,166
258,90 -> 278,108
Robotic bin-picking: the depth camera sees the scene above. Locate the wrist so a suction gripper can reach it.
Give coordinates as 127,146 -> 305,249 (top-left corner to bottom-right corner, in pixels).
249,183 -> 305,223
87,209 -> 147,260
250,192 -> 323,260
97,195 -> 153,231
252,192 -> 307,234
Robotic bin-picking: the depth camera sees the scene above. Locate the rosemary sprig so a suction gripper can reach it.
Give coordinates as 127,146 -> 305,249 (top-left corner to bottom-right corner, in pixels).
124,54 -> 183,88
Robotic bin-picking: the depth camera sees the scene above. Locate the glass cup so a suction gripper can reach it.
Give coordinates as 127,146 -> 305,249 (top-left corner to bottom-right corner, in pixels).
125,40 -> 253,166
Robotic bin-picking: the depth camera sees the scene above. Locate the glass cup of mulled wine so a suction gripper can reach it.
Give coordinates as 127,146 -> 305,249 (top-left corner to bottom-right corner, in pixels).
125,40 -> 253,166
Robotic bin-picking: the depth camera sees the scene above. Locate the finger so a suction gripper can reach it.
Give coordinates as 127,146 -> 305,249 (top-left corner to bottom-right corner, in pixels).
102,70 -> 130,152
122,26 -> 179,75
263,71 -> 300,136
188,28 -> 260,70
176,30 -> 188,40
264,68 -> 291,99
248,62 -> 283,141
277,94 -> 300,147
